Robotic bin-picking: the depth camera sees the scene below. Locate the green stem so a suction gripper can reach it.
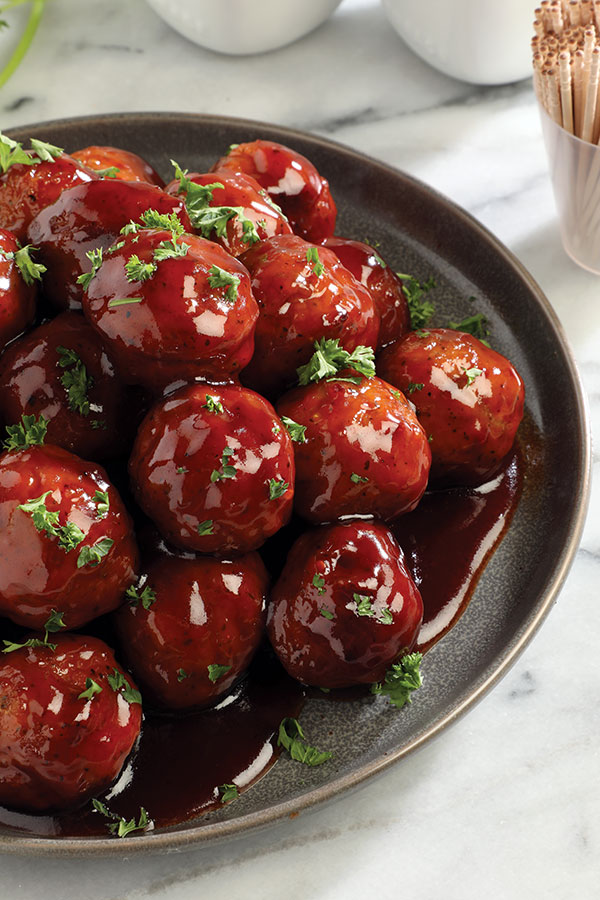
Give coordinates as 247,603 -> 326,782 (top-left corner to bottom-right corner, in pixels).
0,0 -> 46,90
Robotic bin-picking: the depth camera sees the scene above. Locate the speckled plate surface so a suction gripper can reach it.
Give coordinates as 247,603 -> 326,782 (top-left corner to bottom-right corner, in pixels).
2,113 -> 591,856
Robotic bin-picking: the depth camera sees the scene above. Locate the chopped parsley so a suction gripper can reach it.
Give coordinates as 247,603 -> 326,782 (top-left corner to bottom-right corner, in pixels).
463,367 -> 482,387
92,799 -> 152,838
207,663 -> 232,683
3,414 -> 47,450
177,466 -> 188,474
352,592 -> 393,625
448,313 -> 490,346
202,394 -> 223,414
126,582 -> 156,610
77,247 -> 104,290
350,473 -> 368,484
77,537 -> 114,569
29,138 -> 63,162
306,246 -> 325,277
312,573 -> 325,594
177,668 -> 188,682
153,233 -> 189,262
17,492 -> 84,552
197,519 -> 214,536
2,608 -> 66,654
0,244 -> 46,285
297,338 -> 375,386
0,133 -> 62,175
406,382 -> 424,394
95,166 -> 120,179
277,717 -> 332,766
210,446 -> 237,482
397,274 -> 436,330
107,668 -> 142,705
107,297 -> 143,308
125,254 -> 156,283
320,607 -> 334,620
78,677 -> 102,701
56,346 -> 94,417
268,477 -> 289,500
207,265 -> 240,303
218,784 -> 238,803
370,652 -> 423,708
93,490 -> 109,519
281,415 -> 307,443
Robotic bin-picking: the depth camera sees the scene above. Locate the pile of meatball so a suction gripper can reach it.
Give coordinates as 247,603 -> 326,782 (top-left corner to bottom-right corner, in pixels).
0,132 -> 525,818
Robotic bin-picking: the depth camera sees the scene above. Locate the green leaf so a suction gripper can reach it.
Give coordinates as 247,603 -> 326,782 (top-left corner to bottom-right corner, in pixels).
107,297 -> 143,308
397,273 -> 436,330
370,652 -> 423,709
207,663 -> 232,683
281,416 -> 307,443
56,346 -> 94,417
95,166 -> 120,179
2,637 -> 55,654
92,799 -> 152,838
3,414 -> 47,450
464,367 -> 482,387
0,132 -> 35,173
77,247 -> 104,290
210,446 -> 237,482
78,677 -> 102,701
125,254 -> 156,283
197,519 -> 214,536
29,138 -> 63,162
57,520 -> 85,552
177,668 -> 188,682
406,382 -> 424,395
218,783 -> 239,803
77,537 -> 114,569
352,592 -> 393,625
107,668 -> 142,705
207,264 -> 240,303
17,491 -> 58,538
125,583 -> 156,610
449,313 -> 491,346
139,209 -> 185,234
268,478 -> 289,500
277,718 -> 332,766
93,490 -> 110,519
320,607 -> 334,620
153,235 -> 189,262
350,473 -> 368,484
312,573 -> 325,595
43,609 -> 66,635
306,246 -> 325,277
297,338 -> 375,386
202,395 -> 223,414
10,244 -> 46,285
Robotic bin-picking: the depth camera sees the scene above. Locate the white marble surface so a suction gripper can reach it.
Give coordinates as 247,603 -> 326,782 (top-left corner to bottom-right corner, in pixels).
0,0 -> 599,897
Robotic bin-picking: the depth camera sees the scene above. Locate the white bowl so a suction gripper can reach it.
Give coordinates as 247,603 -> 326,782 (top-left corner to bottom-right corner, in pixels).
381,0 -> 533,85
145,0 -> 344,56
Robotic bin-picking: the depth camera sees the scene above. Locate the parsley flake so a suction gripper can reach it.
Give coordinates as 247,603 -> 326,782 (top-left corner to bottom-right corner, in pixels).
3,414 -> 47,450
207,663 -> 232,683
370,652 -> 423,708
92,799 -> 152,838
3,608 -> 66,654
95,166 -> 120,179
397,274 -> 436,330
210,446 -> 237,482
107,297 -> 143,308
268,478 -> 289,500
17,492 -> 84,553
177,668 -> 188,682
350,473 -> 368,484
202,394 -> 223,414
197,519 -> 214,536
77,247 -> 103,290
77,537 -> 114,568
29,138 -> 63,162
352,592 -> 393,624
281,416 -> 307,443
463,367 -> 482,387
56,346 -> 94,417
320,607 -> 334,620
93,490 -> 110,519
78,677 -> 102,701
449,313 -> 491,346
312,573 -> 325,595
208,265 -> 240,303
297,338 -> 375,386
107,668 -> 141,705
153,234 -> 189,262
406,382 -> 424,394
0,132 -> 35,173
0,244 -> 46,285
306,246 -> 325,277
125,254 -> 156,283
218,783 -> 239,803
126,583 -> 156,610
277,718 -> 332,766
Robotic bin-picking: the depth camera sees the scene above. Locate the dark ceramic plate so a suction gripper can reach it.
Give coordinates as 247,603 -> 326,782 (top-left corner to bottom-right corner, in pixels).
2,113 -> 591,856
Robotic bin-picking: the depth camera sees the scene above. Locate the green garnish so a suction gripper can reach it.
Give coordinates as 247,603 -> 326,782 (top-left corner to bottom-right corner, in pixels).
56,346 -> 94,417
210,446 -> 236,482
77,247 -> 104,290
107,297 -> 143,308
448,313 -> 490,346
0,244 -> 46,285
320,608 -> 334,620
3,414 -> 47,450
350,473 -> 368,484
125,583 -> 156,610
77,537 -> 114,568
463,367 -> 482,387
197,519 -> 214,536
202,395 -> 223,414
415,330 -> 431,339
312,573 -> 325,595
207,663 -> 232,683
397,274 -> 436,330
17,492 -> 84,552
91,419 -> 107,430
207,265 -> 240,303
176,466 -> 188,474
372,251 -> 387,268
139,209 -> 185,233
56,521 -> 86,552
281,416 -> 307,443
268,478 -> 289,500
78,677 -> 102,701
390,389 -> 401,400
277,718 -> 332,766
29,138 -> 62,162
95,166 -> 120,179
125,254 -> 156,283
0,132 -> 34,171
92,799 -> 152,838
406,382 -> 424,394
2,608 -> 65,654
306,246 -> 325,277
370,652 -> 423,708
297,338 -> 375,386
352,592 -> 393,625
218,784 -> 239,803
93,490 -> 109,519
107,668 -> 142,705
153,234 -> 189,262
177,668 -> 188,682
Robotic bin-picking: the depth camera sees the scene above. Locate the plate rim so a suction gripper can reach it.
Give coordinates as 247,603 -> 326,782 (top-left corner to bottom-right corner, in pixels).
0,110 -> 592,856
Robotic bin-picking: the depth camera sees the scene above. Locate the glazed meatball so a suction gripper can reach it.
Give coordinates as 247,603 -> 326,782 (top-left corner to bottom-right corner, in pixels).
129,382 -> 295,554
0,434 -> 138,629
0,311 -> 147,460
239,234 -> 379,397
71,145 -> 165,187
377,328 -> 525,486
267,520 -> 423,688
277,373 -> 431,523
0,142 -> 97,241
114,553 -> 268,710
28,180 -> 191,311
212,139 -> 337,242
0,633 -> 141,812
165,167 -> 292,257
323,237 -> 410,348
80,224 -> 258,392
0,229 -> 37,350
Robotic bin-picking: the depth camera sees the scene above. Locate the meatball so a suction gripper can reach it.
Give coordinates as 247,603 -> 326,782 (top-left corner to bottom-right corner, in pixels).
0,229 -> 37,350
129,382 -> 295,554
165,167 -> 292,257
377,328 -> 525,486
0,311 -> 147,460
0,633 -> 141,812
277,373 -> 431,523
27,179 -> 191,311
114,553 -> 268,710
0,141 -> 97,241
81,224 -> 258,392
239,234 -> 379,397
71,145 -> 164,187
212,139 -> 337,242
323,237 -> 410,347
267,520 -> 423,688
0,434 -> 138,629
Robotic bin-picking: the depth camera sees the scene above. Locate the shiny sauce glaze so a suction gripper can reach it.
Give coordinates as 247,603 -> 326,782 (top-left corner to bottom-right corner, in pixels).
0,425 -> 535,838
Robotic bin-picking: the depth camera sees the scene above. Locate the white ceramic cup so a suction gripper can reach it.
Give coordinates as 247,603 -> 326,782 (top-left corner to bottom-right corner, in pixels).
381,0 -> 533,85
145,0 -> 344,56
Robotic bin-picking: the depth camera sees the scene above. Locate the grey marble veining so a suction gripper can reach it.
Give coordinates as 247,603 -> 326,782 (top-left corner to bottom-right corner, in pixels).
0,0 -> 599,897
